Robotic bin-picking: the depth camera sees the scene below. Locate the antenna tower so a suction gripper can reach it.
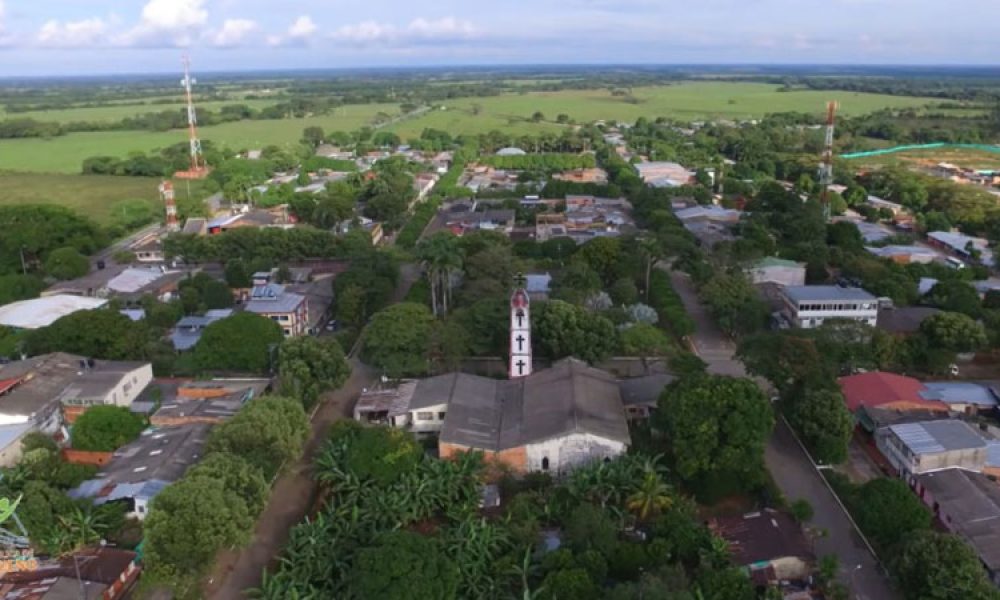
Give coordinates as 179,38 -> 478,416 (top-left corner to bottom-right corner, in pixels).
818,100 -> 838,218
175,55 -> 210,179
160,181 -> 179,232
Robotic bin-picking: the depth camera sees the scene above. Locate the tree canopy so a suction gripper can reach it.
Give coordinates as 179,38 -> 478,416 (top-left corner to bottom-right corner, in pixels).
534,300 -> 618,364
206,395 -> 309,480
71,406 -> 146,452
892,531 -> 1000,600
24,309 -> 151,360
191,312 -> 284,374
278,336 -> 351,409
350,530 -> 460,600
362,302 -> 434,377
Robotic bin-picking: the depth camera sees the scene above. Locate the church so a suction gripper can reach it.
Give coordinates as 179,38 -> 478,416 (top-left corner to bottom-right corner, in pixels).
354,287 -> 667,474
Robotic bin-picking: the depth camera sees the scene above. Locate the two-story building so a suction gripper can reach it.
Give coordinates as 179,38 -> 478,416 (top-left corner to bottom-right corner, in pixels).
780,285 -> 879,329
876,419 -> 988,478
243,283 -> 309,337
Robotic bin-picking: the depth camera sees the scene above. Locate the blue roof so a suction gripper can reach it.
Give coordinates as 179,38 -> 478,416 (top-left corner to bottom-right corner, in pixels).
888,420 -> 986,455
526,274 -> 552,294
921,382 -> 999,407
783,285 -> 877,303
987,441 -> 1000,468
0,423 -> 32,452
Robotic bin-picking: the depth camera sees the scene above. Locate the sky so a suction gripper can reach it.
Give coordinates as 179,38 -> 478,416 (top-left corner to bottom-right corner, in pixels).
0,0 -> 998,76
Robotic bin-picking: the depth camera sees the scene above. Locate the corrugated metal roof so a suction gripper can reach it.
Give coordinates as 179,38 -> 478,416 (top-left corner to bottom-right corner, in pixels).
783,285 -> 877,303
888,420 -> 986,455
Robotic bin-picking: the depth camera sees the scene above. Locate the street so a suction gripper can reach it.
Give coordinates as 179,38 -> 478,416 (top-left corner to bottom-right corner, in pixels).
662,265 -> 899,600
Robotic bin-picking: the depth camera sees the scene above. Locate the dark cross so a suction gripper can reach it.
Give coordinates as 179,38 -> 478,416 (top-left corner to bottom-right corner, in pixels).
515,309 -> 525,328
515,334 -> 525,351
515,359 -> 527,375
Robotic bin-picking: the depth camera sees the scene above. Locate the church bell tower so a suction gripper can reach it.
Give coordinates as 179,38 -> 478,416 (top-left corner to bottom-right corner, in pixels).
509,286 -> 532,378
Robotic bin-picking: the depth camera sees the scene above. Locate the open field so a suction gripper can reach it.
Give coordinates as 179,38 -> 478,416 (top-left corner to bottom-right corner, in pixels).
0,98 -> 281,123
0,102 -> 401,173
425,82 -> 942,124
847,147 -> 1000,171
0,172 -> 212,225
0,82 -> 940,173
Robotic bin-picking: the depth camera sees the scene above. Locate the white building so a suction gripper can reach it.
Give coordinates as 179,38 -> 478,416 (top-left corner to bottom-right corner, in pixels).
781,285 -> 879,329
876,420 -> 987,477
865,195 -> 906,216
0,295 -> 107,330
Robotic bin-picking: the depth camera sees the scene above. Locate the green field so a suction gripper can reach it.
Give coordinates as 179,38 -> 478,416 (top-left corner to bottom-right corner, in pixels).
848,147 -> 1000,171
0,82 -> 940,174
421,82 -> 941,125
0,172 -> 163,225
0,102 -> 402,173
0,98 -> 280,123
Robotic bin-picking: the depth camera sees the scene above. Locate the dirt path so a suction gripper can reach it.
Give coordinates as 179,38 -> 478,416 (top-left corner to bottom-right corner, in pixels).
204,358 -> 375,599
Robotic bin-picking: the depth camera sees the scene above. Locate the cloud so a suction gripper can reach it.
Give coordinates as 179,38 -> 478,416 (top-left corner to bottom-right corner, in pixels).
116,0 -> 209,47
331,17 -> 477,46
267,15 -> 317,47
37,18 -> 109,48
209,18 -> 258,48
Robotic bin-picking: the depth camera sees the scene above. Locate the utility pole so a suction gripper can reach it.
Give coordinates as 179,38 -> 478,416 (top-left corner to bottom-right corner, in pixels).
818,100 -> 838,219
19,247 -> 27,275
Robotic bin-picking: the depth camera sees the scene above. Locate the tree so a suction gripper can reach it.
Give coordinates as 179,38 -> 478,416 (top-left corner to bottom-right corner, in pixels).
192,312 -> 284,373
278,336 -> 351,409
534,300 -> 618,364
145,476 -> 255,576
620,323 -> 673,374
892,531 -> 999,600
855,478 -> 932,551
539,568 -> 601,600
626,465 -> 673,522
920,311 -> 988,354
784,386 -> 853,464
531,111 -> 545,122
224,259 -> 251,288
206,396 -> 309,479
362,303 -> 434,377
700,272 -> 767,337
565,503 -> 619,557
186,453 -> 268,516
44,247 -> 89,280
609,278 -> 639,306
656,375 -> 774,493
416,232 -> 464,317
71,406 -> 146,452
351,530 -> 459,600
301,126 -> 325,149
24,309 -> 150,360
738,333 -> 830,393
575,237 -> 624,285
926,281 -> 982,318
334,424 -> 423,486
0,274 -> 45,306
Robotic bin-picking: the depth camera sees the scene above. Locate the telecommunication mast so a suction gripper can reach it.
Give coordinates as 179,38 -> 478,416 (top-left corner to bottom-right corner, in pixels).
175,55 -> 210,179
818,100 -> 838,218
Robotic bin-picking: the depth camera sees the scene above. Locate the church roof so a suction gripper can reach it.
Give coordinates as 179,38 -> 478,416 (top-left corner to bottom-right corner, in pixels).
435,358 -> 630,451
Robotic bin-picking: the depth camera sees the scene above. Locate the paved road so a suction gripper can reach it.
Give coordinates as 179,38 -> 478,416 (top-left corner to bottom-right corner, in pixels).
662,265 -> 898,600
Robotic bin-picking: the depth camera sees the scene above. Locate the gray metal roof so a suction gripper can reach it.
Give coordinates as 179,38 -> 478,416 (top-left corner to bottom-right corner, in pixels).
888,420 -> 987,455
618,374 -> 675,407
783,285 -> 877,303
244,285 -> 306,314
915,469 -> 1000,570
437,358 -> 630,451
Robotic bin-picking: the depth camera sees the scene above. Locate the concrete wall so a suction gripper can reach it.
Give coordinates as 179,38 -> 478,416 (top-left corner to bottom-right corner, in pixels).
407,403 -> 449,434
877,427 -> 986,475
109,364 -> 154,408
770,556 -> 812,581
525,433 -> 627,475
750,266 -> 806,287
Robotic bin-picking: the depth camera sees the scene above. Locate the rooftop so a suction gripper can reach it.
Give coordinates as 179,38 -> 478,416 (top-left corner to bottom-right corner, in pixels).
495,147 -> 527,156
887,420 -> 987,455
525,273 -> 552,294
617,374 -> 675,407
838,371 -> 948,413
920,382 -> 999,408
783,285 -> 877,303
753,257 -> 804,269
244,283 -> 306,314
915,469 -> 1000,571
712,508 -> 814,566
876,307 -> 941,334
0,295 -> 107,330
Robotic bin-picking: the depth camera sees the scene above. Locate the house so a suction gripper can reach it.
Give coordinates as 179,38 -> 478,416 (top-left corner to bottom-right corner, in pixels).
748,257 -> 806,287
106,267 -> 185,302
0,295 -> 107,330
875,420 -> 987,476
69,423 -> 211,519
525,273 -> 553,302
286,279 -> 336,335
169,309 -> 234,351
780,285 -> 879,329
356,358 -> 631,474
244,283 -> 309,337
711,509 -> 815,583
0,353 -> 153,434
315,144 -> 354,160
0,547 -> 140,600
495,147 -> 526,156
206,208 -> 295,235
447,209 -> 516,235
876,306 -> 941,336
130,232 -> 165,263
865,245 -> 941,265
634,161 -> 694,188
617,373 -> 674,421
913,468 -> 1000,585
927,231 -> 995,268
866,195 -> 906,216
412,172 -> 439,202
838,371 -> 947,415
149,378 -> 269,426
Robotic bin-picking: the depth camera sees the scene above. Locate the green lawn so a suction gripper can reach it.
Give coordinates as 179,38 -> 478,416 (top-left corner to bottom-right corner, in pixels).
0,102 -> 401,173
0,172 -> 163,225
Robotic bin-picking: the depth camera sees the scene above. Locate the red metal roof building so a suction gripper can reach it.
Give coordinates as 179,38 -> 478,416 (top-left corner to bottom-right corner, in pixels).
838,372 -> 949,413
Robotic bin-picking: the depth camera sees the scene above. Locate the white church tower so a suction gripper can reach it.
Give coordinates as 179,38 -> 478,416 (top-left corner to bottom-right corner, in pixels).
509,287 -> 533,378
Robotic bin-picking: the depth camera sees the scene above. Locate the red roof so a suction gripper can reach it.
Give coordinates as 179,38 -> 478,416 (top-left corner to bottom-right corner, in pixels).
837,371 -> 946,413
0,377 -> 21,396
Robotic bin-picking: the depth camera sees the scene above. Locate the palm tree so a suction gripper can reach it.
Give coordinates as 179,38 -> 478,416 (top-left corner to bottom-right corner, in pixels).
625,467 -> 673,522
416,232 -> 464,317
638,236 -> 665,301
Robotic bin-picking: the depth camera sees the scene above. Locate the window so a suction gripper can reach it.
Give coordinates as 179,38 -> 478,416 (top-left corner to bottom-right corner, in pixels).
417,411 -> 434,421
137,505 -> 144,514
541,457 -> 550,471
438,412 -> 446,420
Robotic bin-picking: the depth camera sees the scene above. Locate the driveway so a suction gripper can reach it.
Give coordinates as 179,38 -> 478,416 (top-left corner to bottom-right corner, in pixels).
661,265 -> 899,600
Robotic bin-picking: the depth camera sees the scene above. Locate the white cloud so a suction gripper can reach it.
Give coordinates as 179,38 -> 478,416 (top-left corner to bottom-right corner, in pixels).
36,18 -> 109,48
267,15 -> 318,47
116,0 -> 209,47
209,18 -> 258,48
331,17 -> 478,46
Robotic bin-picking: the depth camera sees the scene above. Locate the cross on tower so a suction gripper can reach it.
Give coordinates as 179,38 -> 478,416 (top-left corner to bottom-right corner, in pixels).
515,359 -> 527,375
515,334 -> 525,351
515,309 -> 525,328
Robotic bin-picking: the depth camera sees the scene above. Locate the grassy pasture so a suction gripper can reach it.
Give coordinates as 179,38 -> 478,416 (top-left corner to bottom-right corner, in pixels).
848,147 -> 1000,171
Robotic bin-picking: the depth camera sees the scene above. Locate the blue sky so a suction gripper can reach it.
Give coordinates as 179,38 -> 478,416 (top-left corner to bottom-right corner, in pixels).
0,0 -> 997,76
